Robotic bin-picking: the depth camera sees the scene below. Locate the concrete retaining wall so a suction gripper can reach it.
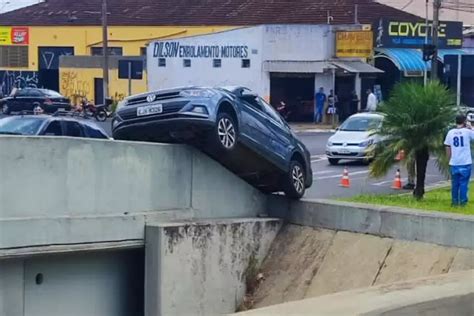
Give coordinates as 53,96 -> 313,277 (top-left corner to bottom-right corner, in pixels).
0,136 -> 265,255
268,196 -> 474,249
144,218 -> 282,316
234,270 -> 474,316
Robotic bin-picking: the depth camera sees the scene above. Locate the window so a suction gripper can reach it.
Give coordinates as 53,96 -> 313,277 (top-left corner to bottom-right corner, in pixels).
84,125 -> 108,139
213,59 -> 221,68
0,117 -> 45,135
158,58 -> 166,67
0,46 -> 28,67
242,59 -> 251,68
260,97 -> 283,124
140,47 -> 147,56
91,47 -> 123,56
39,89 -> 62,97
64,121 -> 83,137
15,89 -> 29,97
43,121 -> 63,136
183,59 -> 191,68
27,90 -> 43,97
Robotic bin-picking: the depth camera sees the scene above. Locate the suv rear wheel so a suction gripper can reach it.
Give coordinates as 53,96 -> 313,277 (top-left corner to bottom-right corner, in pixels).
283,160 -> 306,199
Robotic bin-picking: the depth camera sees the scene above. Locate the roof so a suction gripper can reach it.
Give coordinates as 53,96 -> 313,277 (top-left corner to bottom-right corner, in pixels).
0,0 -> 421,26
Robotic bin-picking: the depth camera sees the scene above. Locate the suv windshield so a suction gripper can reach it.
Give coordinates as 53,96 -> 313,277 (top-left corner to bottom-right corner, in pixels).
0,117 -> 45,135
339,116 -> 382,132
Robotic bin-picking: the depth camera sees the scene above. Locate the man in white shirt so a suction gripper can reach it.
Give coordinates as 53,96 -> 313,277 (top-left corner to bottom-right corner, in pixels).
444,115 -> 474,206
366,89 -> 378,112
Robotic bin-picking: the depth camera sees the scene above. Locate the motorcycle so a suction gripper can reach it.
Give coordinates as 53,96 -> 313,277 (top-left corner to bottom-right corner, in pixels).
79,98 -> 113,122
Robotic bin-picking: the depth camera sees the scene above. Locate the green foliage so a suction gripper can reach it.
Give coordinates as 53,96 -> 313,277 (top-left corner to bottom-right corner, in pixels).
370,81 -> 456,178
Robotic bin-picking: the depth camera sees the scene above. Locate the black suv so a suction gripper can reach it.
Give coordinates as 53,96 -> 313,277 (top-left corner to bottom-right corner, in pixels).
1,88 -> 71,114
0,115 -> 109,139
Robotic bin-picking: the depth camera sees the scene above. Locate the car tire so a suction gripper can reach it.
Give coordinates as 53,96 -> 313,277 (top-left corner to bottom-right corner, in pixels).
2,103 -> 10,115
213,112 -> 237,152
283,160 -> 306,199
328,158 -> 339,165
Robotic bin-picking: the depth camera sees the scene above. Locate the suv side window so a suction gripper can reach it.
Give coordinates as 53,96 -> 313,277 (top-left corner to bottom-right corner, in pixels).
84,125 -> 108,139
241,96 -> 263,112
259,97 -> 284,125
64,121 -> 84,137
42,121 -> 63,136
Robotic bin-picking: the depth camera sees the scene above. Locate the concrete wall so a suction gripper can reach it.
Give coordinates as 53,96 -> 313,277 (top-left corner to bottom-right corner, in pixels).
268,196 -> 474,249
0,136 -> 265,255
0,249 -> 144,316
145,218 -> 282,316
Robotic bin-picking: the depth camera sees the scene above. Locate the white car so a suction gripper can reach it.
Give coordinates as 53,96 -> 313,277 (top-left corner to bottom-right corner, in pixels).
326,113 -> 384,165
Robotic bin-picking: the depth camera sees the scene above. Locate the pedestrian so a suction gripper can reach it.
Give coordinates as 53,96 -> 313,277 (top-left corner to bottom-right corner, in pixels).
403,158 -> 416,190
444,114 -> 474,206
314,87 -> 326,124
366,89 -> 378,112
350,90 -> 359,115
326,89 -> 337,125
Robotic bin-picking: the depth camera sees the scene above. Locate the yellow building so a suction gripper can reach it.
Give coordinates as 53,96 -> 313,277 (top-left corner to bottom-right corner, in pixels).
0,25 -> 232,104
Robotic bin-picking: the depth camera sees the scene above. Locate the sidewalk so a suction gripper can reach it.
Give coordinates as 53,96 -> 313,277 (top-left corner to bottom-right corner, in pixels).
289,123 -> 336,133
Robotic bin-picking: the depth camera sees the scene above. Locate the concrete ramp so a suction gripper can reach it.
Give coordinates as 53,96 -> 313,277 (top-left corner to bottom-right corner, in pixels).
0,136 -> 266,256
251,225 -> 474,309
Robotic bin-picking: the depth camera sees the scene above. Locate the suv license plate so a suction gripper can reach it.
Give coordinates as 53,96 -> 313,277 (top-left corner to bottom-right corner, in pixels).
137,104 -> 163,116
339,149 -> 350,154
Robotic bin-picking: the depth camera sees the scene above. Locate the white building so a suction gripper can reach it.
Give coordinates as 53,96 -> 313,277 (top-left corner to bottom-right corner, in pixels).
147,24 -> 383,122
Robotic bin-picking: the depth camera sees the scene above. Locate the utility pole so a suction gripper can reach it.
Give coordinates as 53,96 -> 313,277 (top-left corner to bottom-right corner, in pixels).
423,0 -> 429,86
431,0 -> 441,81
102,0 -> 109,104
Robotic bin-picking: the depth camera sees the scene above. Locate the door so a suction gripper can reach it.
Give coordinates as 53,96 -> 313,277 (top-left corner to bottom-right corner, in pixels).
38,47 -> 75,91
94,78 -> 104,104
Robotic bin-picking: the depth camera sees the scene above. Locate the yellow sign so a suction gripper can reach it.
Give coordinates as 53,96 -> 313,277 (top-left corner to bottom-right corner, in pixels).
336,31 -> 373,58
0,26 -> 29,45
0,27 -> 11,45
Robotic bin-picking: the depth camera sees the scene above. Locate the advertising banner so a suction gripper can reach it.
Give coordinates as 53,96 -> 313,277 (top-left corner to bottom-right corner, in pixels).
336,31 -> 373,58
0,27 -> 29,45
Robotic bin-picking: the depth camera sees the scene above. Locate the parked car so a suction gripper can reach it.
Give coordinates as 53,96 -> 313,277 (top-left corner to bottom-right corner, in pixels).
326,113 -> 384,165
0,114 -> 109,139
112,86 -> 312,199
0,88 -> 71,115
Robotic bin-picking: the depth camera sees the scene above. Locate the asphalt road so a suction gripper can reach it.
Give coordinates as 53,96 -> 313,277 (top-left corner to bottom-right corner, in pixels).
296,131 -> 448,199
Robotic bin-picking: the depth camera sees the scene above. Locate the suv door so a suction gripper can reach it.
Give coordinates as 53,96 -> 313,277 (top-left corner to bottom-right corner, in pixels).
63,121 -> 85,138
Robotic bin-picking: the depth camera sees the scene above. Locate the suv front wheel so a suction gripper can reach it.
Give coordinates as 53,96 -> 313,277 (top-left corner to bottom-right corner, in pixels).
283,160 -> 306,199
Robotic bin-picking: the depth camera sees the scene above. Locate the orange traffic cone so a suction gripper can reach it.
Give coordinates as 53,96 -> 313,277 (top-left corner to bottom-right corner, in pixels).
391,169 -> 403,190
340,167 -> 350,188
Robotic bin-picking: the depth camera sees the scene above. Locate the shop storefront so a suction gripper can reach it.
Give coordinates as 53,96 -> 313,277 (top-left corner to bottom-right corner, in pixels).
147,25 -> 383,122
373,19 -> 474,106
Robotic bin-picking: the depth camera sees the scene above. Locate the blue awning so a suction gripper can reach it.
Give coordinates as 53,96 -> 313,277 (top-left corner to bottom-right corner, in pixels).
374,48 -> 430,72
438,49 -> 474,61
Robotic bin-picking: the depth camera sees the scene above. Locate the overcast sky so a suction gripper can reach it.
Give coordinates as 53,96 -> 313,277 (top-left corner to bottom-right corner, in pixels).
0,0 -> 41,13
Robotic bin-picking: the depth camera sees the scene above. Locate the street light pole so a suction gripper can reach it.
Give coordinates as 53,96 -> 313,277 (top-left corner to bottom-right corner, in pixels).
431,0 -> 441,81
102,0 -> 109,104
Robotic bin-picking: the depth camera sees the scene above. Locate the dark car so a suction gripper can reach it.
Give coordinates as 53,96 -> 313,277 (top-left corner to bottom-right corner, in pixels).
0,114 -> 109,139
112,86 -> 312,199
1,88 -> 71,115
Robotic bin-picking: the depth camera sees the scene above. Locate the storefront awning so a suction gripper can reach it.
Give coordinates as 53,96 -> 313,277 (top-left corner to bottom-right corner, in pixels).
437,49 -> 474,61
375,48 -> 429,72
331,60 -> 384,73
263,61 -> 334,73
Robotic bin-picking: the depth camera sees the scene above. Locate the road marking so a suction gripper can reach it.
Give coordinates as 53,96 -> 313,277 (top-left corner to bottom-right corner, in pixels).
313,170 -> 334,175
314,170 -> 369,180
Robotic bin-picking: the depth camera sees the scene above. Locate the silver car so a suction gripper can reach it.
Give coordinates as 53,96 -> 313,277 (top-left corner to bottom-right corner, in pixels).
326,113 -> 383,165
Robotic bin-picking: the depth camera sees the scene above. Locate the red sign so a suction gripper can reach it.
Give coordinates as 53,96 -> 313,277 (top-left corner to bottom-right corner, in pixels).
11,27 -> 29,45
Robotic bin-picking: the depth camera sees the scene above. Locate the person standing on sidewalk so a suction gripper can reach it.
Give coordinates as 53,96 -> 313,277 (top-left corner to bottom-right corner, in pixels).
444,114 -> 474,206
326,89 -> 337,125
404,158 -> 416,190
366,89 -> 378,112
314,87 -> 326,124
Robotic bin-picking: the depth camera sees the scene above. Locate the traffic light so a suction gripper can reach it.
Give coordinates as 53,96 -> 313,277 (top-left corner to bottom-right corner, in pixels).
423,44 -> 436,62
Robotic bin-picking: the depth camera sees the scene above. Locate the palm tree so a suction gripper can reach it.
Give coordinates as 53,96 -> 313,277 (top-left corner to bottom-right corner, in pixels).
370,81 -> 456,200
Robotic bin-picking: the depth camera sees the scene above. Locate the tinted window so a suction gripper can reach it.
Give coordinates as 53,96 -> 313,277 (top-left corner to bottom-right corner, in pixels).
339,116 -> 382,132
242,96 -> 263,111
259,97 -> 284,124
16,89 -> 29,97
0,117 -> 45,135
43,121 -> 63,136
39,89 -> 62,97
84,125 -> 108,139
28,90 -> 43,97
64,121 -> 83,137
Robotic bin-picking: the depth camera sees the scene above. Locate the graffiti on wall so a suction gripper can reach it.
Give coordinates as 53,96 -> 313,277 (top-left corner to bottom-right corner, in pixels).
0,71 -> 39,97
60,70 -> 91,104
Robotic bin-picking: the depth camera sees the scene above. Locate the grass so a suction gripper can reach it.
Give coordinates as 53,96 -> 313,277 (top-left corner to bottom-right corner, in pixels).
342,182 -> 474,216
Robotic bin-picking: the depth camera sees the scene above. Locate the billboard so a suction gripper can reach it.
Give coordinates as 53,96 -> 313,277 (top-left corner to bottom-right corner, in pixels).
374,20 -> 463,49
336,31 -> 373,58
0,27 -> 29,45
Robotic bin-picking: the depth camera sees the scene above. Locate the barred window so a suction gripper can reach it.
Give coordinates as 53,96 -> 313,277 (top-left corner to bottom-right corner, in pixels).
91,47 -> 123,56
0,46 -> 29,67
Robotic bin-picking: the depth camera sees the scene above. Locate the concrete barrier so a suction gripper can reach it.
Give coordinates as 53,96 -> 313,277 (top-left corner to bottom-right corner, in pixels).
268,196 -> 474,249
234,270 -> 474,315
0,136 -> 265,255
145,218 -> 282,316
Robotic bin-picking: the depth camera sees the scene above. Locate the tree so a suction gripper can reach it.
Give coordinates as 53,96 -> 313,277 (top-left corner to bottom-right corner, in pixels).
370,81 -> 456,200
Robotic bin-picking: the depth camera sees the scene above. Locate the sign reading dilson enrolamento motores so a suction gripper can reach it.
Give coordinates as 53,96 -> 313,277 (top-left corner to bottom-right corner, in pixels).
153,41 -> 250,59
374,19 -> 463,49
336,31 -> 373,58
